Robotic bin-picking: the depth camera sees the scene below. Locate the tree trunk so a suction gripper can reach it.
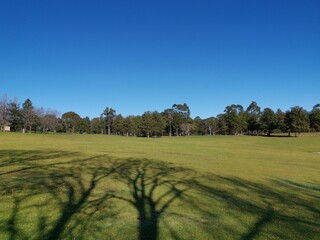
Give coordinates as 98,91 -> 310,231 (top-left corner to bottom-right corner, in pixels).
107,125 -> 111,135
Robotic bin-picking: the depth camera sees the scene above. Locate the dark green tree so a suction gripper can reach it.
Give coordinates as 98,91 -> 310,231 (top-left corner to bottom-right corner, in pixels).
76,117 -> 91,133
245,101 -> 261,135
90,117 -> 103,134
310,104 -> 320,131
260,108 -> 276,136
216,114 -> 228,135
162,108 -> 174,136
224,104 -> 245,135
141,111 -> 165,137
275,109 -> 287,133
172,103 -> 191,136
8,100 -> 23,132
285,106 -> 309,137
61,111 -> 81,133
102,107 -> 116,135
112,114 -> 124,135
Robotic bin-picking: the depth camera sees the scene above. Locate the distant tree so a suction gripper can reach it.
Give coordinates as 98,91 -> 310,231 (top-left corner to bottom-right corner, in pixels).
205,117 -> 217,135
246,101 -> 261,135
285,106 -> 309,137
22,98 -> 36,133
224,104 -> 245,135
216,114 -> 228,135
41,113 -> 59,132
172,103 -> 191,136
193,116 -> 205,135
123,115 -> 140,136
7,99 -> 23,132
102,107 -> 116,135
61,111 -> 81,133
310,104 -> 320,131
0,94 -> 9,131
113,114 -> 124,135
141,111 -> 165,137
162,108 -> 174,136
76,117 -> 91,133
90,118 -> 103,134
172,111 -> 183,136
260,108 -> 276,136
275,109 -> 287,133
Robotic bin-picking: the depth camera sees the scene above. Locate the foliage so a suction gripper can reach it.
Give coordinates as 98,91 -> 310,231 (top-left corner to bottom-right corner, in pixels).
1,94 -> 320,137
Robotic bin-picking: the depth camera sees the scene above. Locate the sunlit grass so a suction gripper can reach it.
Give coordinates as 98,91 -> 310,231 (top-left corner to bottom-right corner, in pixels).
0,133 -> 319,239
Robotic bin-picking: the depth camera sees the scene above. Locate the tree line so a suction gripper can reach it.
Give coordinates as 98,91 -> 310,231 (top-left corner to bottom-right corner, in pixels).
0,94 -> 319,137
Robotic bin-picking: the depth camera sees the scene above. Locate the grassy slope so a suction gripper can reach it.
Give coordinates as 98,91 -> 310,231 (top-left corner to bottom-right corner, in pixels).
0,133 -> 319,240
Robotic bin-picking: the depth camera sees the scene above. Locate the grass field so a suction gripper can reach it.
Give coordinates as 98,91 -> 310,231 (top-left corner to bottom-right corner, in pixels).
0,133 -> 319,240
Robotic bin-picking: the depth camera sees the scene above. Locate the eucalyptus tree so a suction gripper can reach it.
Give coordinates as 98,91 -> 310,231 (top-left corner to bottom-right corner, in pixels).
246,101 -> 261,135
260,108 -> 276,136
216,114 -> 228,135
112,114 -> 124,135
205,117 -> 217,136
90,118 -> 103,134
224,104 -> 245,135
310,104 -> 320,131
275,109 -> 287,133
172,103 -> 191,136
101,107 -> 116,134
285,106 -> 309,137
141,111 -> 165,137
162,108 -> 174,136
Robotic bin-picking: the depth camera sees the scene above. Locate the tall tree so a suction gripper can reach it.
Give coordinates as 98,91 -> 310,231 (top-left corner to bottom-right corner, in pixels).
102,107 -> 116,135
216,114 -> 228,135
162,108 -> 174,136
310,104 -> 320,132
246,101 -> 261,135
112,114 -> 124,135
76,117 -> 91,133
275,109 -> 287,133
224,104 -> 245,135
22,98 -> 36,133
205,117 -> 217,136
90,117 -> 103,134
141,111 -> 165,137
7,99 -> 23,132
172,103 -> 191,136
0,94 -> 9,131
285,106 -> 309,137
61,111 -> 81,133
260,108 -> 276,136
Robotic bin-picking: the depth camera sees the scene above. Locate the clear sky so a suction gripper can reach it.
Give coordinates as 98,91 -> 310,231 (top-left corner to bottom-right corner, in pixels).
1,0 -> 319,118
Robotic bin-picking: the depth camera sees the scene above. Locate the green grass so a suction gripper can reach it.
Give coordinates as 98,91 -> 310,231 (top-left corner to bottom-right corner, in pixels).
0,133 -> 319,240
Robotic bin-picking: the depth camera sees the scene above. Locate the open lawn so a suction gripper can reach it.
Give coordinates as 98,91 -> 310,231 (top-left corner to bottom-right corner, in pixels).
0,133 -> 319,240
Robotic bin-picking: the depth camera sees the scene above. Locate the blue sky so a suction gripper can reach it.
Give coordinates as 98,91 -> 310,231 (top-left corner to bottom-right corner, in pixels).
1,0 -> 319,118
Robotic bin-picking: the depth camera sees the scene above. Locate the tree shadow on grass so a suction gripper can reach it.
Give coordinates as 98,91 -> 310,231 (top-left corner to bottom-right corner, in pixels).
0,150 -> 123,239
0,150 -> 195,240
0,150 -> 320,240
110,159 -> 193,240
185,175 -> 320,240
